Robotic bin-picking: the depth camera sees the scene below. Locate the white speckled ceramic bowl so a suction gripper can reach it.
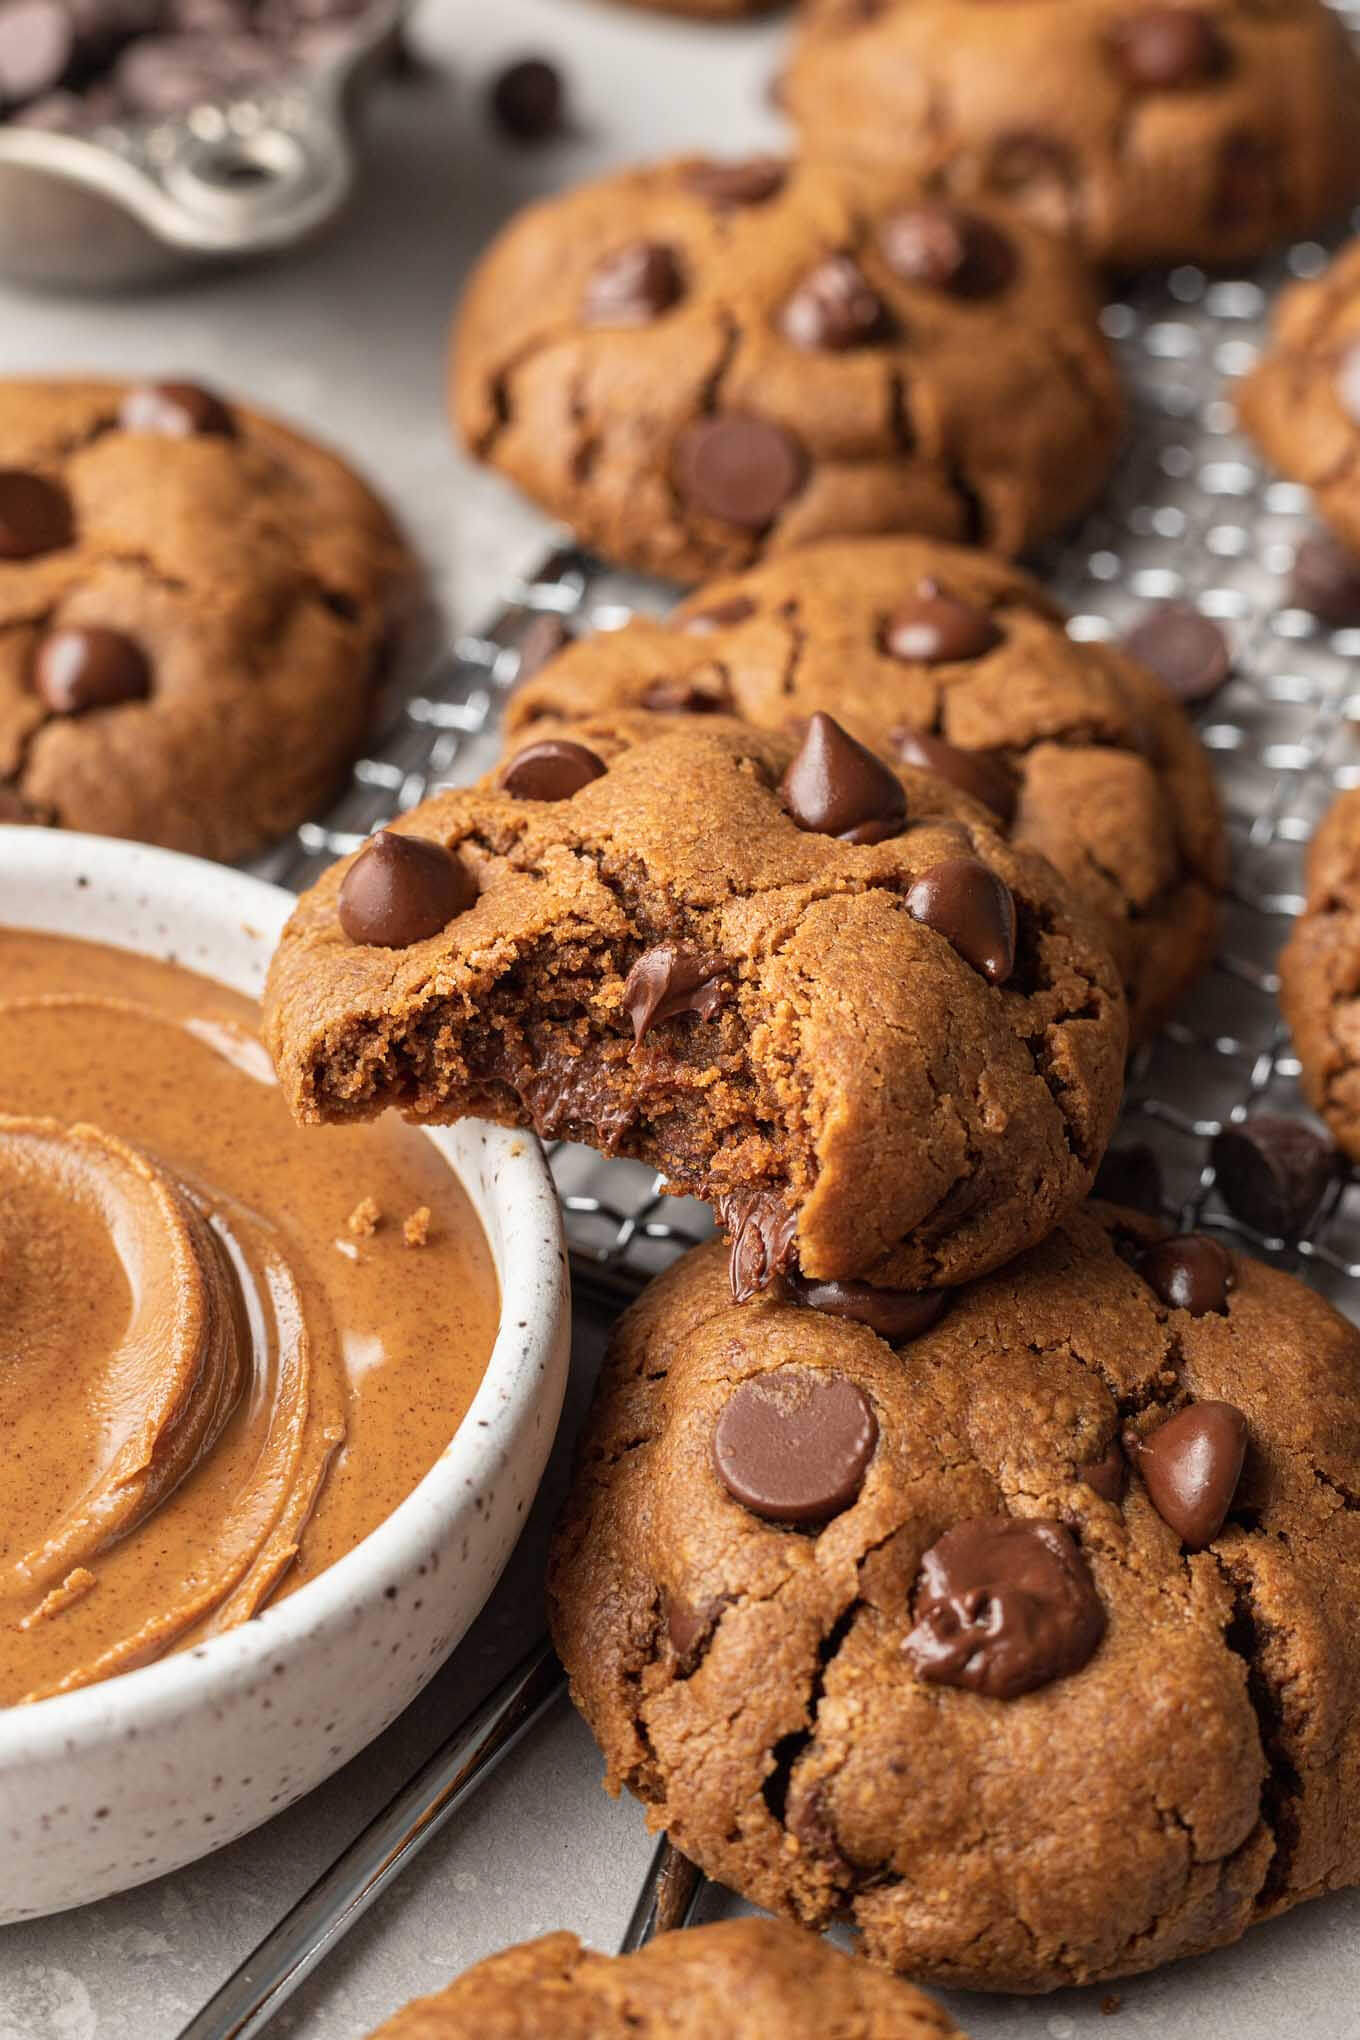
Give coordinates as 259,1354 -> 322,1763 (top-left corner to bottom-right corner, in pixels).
0,828 -> 570,1923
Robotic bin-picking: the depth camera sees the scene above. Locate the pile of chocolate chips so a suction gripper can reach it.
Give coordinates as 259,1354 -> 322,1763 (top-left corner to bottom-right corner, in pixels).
0,0 -> 380,133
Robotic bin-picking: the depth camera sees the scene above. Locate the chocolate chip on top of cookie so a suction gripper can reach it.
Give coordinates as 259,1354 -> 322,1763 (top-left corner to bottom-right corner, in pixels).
550,1206 -> 1360,1990
264,713 -> 1126,1297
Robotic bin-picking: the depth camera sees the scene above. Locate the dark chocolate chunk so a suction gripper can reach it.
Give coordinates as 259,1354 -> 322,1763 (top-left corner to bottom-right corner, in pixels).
1092,1142 -> 1164,1216
1079,1442 -> 1127,1505
119,381 -> 235,439
671,414 -> 807,531
33,627 -> 150,714
904,1516 -> 1106,1699
906,857 -> 1017,984
878,203 -> 1017,299
779,255 -> 889,351
1137,1232 -> 1234,1315
0,469 -> 71,559
722,1188 -> 799,1303
1125,1402 -> 1248,1550
891,727 -> 1015,823
680,157 -> 786,209
780,711 -> 907,843
337,829 -> 475,947
1108,7 -> 1227,87
499,738 -> 606,802
1211,1113 -> 1336,1238
1125,603 -> 1231,704
881,583 -> 1003,665
681,594 -> 757,635
583,241 -> 683,328
791,1275 -> 945,1344
1290,531 -> 1360,626
488,55 -> 564,143
713,1366 -> 878,1525
623,943 -> 728,1043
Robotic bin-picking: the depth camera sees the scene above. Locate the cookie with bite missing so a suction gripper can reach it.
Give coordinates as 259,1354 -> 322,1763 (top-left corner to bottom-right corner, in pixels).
785,0 -> 1360,272
451,156 -> 1124,581
548,1206 -> 1360,1991
507,535 -> 1227,1041
262,713 -> 1126,1296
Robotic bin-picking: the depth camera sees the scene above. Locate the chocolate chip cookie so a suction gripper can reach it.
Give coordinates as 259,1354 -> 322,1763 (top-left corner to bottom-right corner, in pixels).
0,377 -> 414,861
1278,786 -> 1360,1159
1239,237 -> 1360,560
507,536 -> 1227,1041
263,714 -> 1126,1295
549,1207 -> 1360,1991
785,0 -> 1360,272
451,157 -> 1124,581
367,1921 -> 967,2038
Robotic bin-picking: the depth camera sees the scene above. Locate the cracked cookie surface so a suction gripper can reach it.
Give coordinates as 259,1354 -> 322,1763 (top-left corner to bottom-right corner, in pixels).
262,715 -> 1126,1293
367,1920 -> 966,2037
450,157 -> 1124,581
1279,786 -> 1360,1158
785,0 -> 1360,272
507,536 -> 1226,1041
548,1209 -> 1360,1991
0,378 -> 415,861
1240,238 -> 1360,560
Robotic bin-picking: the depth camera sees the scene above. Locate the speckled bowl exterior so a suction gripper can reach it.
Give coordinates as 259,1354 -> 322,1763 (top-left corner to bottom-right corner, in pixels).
0,828 -> 570,1923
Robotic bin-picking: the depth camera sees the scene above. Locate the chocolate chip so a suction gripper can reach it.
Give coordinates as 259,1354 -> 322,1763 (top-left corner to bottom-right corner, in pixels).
639,675 -> 728,714
680,157 -> 786,209
877,204 -> 1017,299
906,857 -> 1016,984
1079,1442 -> 1127,1505
791,1275 -> 945,1344
713,1367 -> 878,1525
780,712 -> 907,843
891,728 -> 1016,824
33,627 -> 150,714
1334,344 -> 1360,428
665,1592 -> 722,1666
0,1 -> 74,108
1108,7 -> 1227,87
1093,1143 -> 1164,1216
488,55 -> 564,143
681,595 -> 757,635
583,241 -> 683,328
119,381 -> 235,439
1125,1402 -> 1247,1550
0,469 -> 71,559
514,613 -> 572,681
1211,1113 -> 1336,1238
622,943 -> 728,1043
882,582 -> 1003,664
1125,604 -> 1230,704
722,1188 -> 799,1302
499,738 -> 606,802
1137,1232 -> 1234,1315
671,414 -> 807,531
337,830 -> 475,947
1290,531 -> 1360,625
779,255 -> 889,351
904,1516 -> 1106,1699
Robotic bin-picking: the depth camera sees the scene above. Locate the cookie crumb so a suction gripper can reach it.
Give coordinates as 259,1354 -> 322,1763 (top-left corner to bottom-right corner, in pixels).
347,1196 -> 382,1238
403,1205 -> 432,1247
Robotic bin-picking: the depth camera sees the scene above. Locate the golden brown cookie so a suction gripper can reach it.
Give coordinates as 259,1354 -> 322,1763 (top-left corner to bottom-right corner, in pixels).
507,537 -> 1226,1041
0,378 -> 415,861
366,1921 -> 966,2038
549,1208 -> 1360,1992
1278,786 -> 1360,1159
785,0 -> 1360,273
262,714 -> 1126,1296
451,157 -> 1124,581
1239,238 -> 1360,559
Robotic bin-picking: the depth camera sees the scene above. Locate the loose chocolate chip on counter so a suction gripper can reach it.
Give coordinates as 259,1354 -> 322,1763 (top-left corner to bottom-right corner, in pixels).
791,1275 -> 946,1344
119,380 -> 236,438
681,594 -> 757,635
1338,343 -> 1360,429
779,255 -> 889,352
1108,7 -> 1227,88
881,582 -> 1003,664
1137,1232 -> 1234,1315
1290,531 -> 1360,624
0,469 -> 71,559
0,0 -> 74,108
680,156 -> 786,209
1211,1113 -> 1336,1237
722,1187 -> 800,1302
1092,1142 -> 1164,1215
488,55 -> 564,143
1125,1401 -> 1248,1550
623,943 -> 728,1043
891,728 -> 1016,824
906,858 -> 1017,984
514,613 -> 572,680
1125,603 -> 1231,704
583,241 -> 683,328
878,203 -> 1017,298
499,738 -> 606,802
671,414 -> 808,531
780,711 -> 908,843
713,1367 -> 878,1525
1079,1442 -> 1128,1505
337,830 -> 475,948
33,627 -> 150,714
904,1516 -> 1106,1699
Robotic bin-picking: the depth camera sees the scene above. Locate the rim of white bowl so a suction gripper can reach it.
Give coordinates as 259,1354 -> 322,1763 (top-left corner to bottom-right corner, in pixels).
0,826 -> 567,1758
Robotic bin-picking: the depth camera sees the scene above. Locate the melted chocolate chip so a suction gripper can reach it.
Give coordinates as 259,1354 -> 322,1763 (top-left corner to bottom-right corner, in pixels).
882,583 -> 1003,665
33,627 -> 150,714
665,1591 -> 722,1667
119,381 -> 235,439
623,943 -> 728,1043
722,1188 -> 799,1302
515,612 -> 572,679
0,469 -> 71,559
671,414 -> 808,531
337,830 -> 475,948
713,1367 -> 878,1525
1338,344 -> 1360,429
780,712 -> 907,843
1079,1442 -> 1127,1505
1137,1232 -> 1234,1315
681,157 -> 786,209
779,255 -> 889,351
583,241 -> 683,327
1093,1142 -> 1164,1216
1108,7 -> 1227,87
499,738 -> 606,802
1125,604 -> 1231,704
791,1275 -> 945,1344
639,675 -> 728,714
904,1516 -> 1106,1699
489,55 -> 564,143
1125,1402 -> 1247,1550
878,204 -> 1017,298
906,857 -> 1017,984
1290,531 -> 1360,626
891,728 -> 1016,823
1211,1113 -> 1336,1238
681,594 -> 757,635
